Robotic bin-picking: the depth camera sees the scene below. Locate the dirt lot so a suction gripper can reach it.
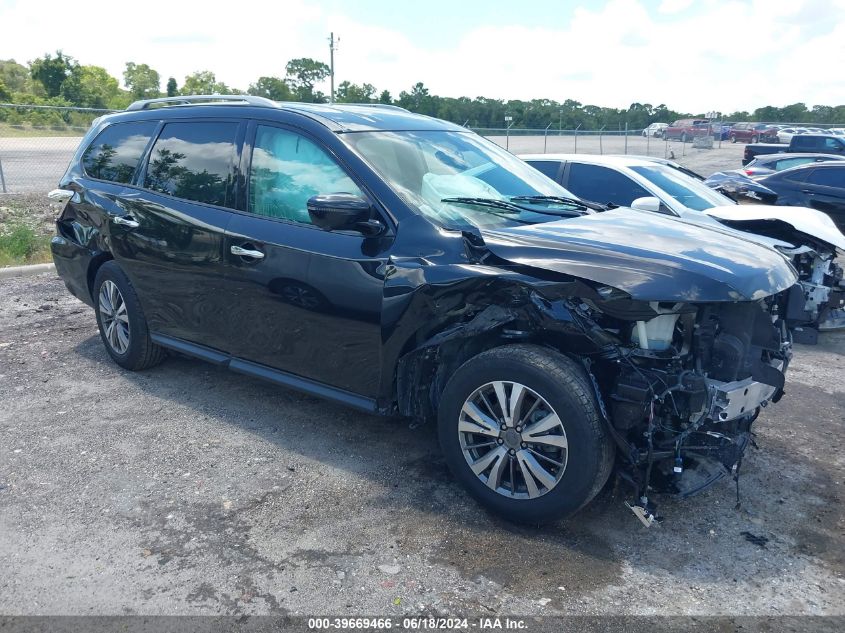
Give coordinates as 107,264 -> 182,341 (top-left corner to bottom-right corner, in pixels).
1,273 -> 844,619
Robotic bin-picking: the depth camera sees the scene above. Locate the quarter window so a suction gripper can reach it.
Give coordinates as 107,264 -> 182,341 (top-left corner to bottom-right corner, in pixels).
143,121 -> 238,208
248,125 -> 362,224
82,121 -> 158,183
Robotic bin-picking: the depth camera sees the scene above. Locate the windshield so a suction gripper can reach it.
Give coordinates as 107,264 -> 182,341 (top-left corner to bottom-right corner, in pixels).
342,130 -> 585,229
630,164 -> 735,211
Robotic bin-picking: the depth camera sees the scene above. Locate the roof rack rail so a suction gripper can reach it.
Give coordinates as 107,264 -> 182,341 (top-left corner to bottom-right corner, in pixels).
126,95 -> 278,111
341,103 -> 409,112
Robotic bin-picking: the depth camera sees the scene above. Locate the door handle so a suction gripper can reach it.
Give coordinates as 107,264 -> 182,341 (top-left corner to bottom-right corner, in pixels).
230,245 -> 265,260
113,215 -> 140,228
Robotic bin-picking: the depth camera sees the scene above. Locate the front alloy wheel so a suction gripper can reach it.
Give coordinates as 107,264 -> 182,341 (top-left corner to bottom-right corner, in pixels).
98,279 -> 130,354
459,381 -> 567,499
438,344 -> 614,523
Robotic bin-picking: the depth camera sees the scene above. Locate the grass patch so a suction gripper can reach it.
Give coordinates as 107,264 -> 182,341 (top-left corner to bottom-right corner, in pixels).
0,223 -> 52,267
0,123 -> 86,138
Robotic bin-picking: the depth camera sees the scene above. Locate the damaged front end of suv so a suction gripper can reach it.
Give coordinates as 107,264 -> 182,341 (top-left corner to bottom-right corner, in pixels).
391,209 -> 799,524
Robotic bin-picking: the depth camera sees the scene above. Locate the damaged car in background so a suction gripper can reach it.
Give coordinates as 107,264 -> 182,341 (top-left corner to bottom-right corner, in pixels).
522,154 -> 845,343
50,97 -> 800,525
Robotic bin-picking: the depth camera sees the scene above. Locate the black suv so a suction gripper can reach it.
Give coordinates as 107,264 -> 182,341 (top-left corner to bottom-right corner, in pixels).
50,96 -> 798,524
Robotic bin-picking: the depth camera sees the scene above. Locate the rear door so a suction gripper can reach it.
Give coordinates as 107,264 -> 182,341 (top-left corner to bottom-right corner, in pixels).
111,118 -> 244,351
222,122 -> 390,398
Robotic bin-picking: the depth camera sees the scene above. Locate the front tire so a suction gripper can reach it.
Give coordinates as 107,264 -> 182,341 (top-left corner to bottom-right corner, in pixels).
437,345 -> 614,524
680,133 -> 688,143
730,135 -> 737,143
93,261 -> 166,371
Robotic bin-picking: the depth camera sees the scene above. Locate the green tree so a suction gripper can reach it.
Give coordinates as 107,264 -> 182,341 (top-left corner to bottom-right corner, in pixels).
0,60 -> 33,94
284,58 -> 330,102
0,78 -> 9,101
248,76 -> 292,101
335,81 -> 377,103
30,51 -> 78,98
378,90 -> 392,104
67,65 -> 120,108
181,70 -> 236,95
123,62 -> 161,99
166,77 -> 178,97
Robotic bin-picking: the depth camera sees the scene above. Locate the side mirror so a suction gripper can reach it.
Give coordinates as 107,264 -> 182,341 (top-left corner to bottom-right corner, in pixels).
307,193 -> 383,234
630,196 -> 662,213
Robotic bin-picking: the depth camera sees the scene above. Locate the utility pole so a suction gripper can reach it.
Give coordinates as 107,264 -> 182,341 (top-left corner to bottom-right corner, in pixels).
328,32 -> 339,104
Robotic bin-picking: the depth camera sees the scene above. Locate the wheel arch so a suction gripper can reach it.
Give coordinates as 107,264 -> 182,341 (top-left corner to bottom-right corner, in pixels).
86,251 -> 114,301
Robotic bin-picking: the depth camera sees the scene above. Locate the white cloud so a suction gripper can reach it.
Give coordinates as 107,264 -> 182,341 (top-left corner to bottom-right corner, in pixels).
2,0 -> 844,113
658,0 -> 694,13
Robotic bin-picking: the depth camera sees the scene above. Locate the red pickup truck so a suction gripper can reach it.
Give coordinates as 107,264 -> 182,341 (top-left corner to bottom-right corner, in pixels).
663,119 -> 711,142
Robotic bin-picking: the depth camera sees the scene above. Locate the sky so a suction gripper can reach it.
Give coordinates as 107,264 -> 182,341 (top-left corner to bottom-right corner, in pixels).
1,0 -> 844,113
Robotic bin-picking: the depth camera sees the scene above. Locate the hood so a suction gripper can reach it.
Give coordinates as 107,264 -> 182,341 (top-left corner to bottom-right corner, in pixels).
704,204 -> 845,252
481,208 -> 798,302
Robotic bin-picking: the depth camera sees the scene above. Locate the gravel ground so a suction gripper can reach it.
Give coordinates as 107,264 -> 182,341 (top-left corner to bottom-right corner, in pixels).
1,272 -> 844,618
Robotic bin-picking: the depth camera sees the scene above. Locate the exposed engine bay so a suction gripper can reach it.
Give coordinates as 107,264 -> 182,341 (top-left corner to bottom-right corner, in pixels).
575,293 -> 793,524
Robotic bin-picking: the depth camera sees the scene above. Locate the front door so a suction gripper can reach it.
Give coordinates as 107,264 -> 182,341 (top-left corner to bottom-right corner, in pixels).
223,123 -> 389,397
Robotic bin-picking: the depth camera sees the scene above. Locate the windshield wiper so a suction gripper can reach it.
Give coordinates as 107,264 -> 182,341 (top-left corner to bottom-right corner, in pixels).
441,196 -> 586,218
509,195 -> 607,212
439,198 -> 534,223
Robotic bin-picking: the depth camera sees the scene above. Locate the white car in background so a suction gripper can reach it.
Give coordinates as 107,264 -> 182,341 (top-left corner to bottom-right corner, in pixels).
519,153 -> 845,339
778,127 -> 813,143
641,122 -> 668,137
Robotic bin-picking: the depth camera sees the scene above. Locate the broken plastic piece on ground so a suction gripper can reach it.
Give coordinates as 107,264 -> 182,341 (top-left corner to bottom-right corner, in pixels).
625,501 -> 662,527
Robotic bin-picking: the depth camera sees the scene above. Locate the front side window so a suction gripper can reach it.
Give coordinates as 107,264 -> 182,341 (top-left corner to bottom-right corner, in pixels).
527,160 -> 563,181
143,121 -> 238,208
343,130 -> 584,230
566,163 -> 650,207
248,126 -> 362,224
82,121 -> 158,183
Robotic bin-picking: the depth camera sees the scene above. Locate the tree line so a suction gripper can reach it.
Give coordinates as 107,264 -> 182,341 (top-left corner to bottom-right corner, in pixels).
2,50 -> 844,131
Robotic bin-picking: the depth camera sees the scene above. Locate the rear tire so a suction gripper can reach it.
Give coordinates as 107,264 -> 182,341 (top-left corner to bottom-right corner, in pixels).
751,135 -> 759,143
93,261 -> 166,371
680,133 -> 688,143
437,344 -> 614,524
730,135 -> 737,143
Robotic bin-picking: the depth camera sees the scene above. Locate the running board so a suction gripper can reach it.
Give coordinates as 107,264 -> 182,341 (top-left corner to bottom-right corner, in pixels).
150,333 -> 378,413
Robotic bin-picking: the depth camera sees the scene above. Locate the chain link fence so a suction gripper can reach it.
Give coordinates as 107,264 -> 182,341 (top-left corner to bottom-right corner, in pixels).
0,104 -> 113,194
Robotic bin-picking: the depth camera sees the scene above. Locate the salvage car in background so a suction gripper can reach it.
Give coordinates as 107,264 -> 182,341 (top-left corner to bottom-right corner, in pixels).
522,154 -> 845,341
663,119 -> 710,142
737,153 -> 845,177
642,122 -> 668,137
715,162 -> 845,233
49,96 -> 801,525
729,122 -> 769,143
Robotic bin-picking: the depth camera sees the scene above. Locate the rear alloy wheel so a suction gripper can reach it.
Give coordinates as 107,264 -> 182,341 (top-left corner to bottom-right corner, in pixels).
98,280 -> 130,355
438,345 -> 614,524
751,135 -> 759,143
93,261 -> 166,371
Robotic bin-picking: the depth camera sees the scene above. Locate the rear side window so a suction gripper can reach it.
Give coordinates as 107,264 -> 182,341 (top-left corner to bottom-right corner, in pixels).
566,163 -> 649,207
82,121 -> 158,183
144,121 -> 238,208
